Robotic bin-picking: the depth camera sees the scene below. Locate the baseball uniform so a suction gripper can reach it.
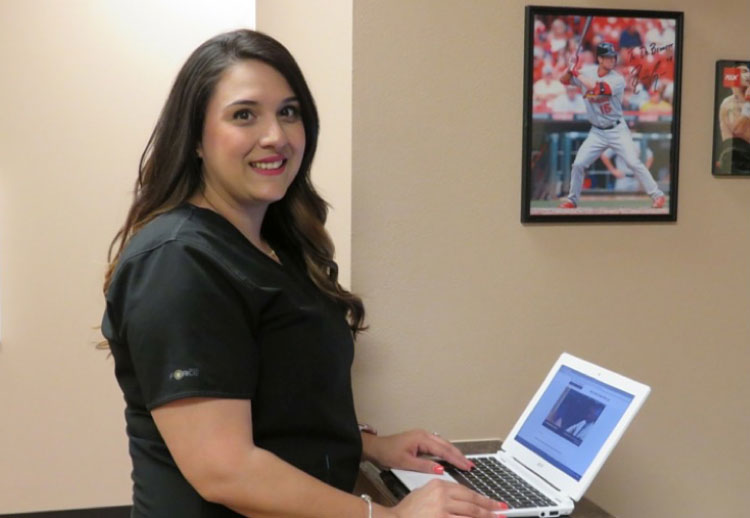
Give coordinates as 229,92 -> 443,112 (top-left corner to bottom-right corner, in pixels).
564,66 -> 664,205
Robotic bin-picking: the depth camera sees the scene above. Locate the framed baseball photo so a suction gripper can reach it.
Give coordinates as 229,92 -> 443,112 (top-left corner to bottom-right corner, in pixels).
521,6 -> 683,223
712,60 -> 750,176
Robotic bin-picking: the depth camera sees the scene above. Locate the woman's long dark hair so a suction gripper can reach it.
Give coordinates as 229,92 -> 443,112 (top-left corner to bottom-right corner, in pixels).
104,29 -> 365,335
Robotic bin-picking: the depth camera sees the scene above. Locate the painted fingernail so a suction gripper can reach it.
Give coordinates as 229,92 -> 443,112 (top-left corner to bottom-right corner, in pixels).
432,464 -> 445,475
497,502 -> 509,510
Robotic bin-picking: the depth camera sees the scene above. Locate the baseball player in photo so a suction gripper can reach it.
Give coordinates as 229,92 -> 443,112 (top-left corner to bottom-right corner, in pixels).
717,64 -> 750,173
558,42 -> 666,209
600,141 -> 655,192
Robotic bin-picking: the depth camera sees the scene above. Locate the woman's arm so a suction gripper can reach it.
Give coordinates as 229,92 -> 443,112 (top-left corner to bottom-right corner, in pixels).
152,397 -> 376,518
152,398 -> 503,518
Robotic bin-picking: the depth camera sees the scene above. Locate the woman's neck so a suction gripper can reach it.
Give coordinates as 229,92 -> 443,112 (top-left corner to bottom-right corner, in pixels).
189,189 -> 268,250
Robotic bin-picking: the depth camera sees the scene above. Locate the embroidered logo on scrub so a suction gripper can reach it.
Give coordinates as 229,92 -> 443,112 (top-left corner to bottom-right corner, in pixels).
169,368 -> 200,381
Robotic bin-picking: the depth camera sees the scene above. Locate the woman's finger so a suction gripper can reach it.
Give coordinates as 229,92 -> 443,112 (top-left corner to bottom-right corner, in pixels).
421,432 -> 475,470
401,455 -> 448,475
443,482 -> 508,518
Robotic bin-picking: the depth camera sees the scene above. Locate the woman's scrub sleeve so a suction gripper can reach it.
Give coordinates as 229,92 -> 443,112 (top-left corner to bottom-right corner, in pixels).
108,242 -> 258,410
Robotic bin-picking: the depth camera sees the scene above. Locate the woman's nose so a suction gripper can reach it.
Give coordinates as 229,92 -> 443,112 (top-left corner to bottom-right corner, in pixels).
259,117 -> 288,149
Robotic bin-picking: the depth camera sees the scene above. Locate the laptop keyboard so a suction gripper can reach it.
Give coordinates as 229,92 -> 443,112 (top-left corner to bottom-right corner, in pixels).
443,457 -> 557,509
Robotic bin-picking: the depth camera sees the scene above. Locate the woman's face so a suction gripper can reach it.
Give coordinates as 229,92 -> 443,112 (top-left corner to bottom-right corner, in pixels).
197,59 -> 306,212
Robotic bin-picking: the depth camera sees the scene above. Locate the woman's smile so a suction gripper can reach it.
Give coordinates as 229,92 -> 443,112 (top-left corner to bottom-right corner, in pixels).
249,154 -> 287,175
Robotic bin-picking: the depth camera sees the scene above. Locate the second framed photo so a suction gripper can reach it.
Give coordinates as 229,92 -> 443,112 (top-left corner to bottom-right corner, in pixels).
712,60 -> 750,176
521,6 -> 683,222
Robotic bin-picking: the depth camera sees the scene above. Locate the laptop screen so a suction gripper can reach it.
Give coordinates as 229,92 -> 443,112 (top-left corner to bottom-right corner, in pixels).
513,365 -> 635,481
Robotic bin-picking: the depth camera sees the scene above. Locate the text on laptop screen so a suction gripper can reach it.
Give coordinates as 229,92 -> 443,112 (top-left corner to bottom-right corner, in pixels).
514,365 -> 634,481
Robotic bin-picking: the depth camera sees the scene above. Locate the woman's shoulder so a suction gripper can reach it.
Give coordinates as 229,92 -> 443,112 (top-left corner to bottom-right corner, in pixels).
112,205 -> 282,292
121,205 -> 237,259
113,205 -> 241,281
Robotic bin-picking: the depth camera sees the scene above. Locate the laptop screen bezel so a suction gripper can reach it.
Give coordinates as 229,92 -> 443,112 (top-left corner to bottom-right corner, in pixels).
502,352 -> 650,501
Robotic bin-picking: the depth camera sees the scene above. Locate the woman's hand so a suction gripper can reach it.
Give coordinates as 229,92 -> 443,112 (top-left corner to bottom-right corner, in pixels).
391,479 -> 507,518
363,429 -> 474,474
363,430 -> 508,518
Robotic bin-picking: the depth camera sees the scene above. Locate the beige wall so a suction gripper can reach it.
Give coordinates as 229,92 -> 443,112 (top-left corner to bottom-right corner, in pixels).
351,2 -> 750,518
0,0 -> 255,513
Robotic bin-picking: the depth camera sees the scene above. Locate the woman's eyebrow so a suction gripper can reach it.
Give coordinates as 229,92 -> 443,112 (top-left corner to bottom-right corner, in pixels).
226,96 -> 299,108
226,99 -> 259,108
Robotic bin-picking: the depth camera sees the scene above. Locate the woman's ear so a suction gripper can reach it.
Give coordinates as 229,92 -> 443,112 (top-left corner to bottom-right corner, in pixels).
196,142 -> 203,159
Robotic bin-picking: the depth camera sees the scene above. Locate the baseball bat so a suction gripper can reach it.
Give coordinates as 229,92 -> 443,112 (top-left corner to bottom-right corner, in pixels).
574,16 -> 593,58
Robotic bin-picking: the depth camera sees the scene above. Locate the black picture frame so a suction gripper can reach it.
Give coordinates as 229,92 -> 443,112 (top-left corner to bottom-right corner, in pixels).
711,60 -> 750,176
521,6 -> 683,223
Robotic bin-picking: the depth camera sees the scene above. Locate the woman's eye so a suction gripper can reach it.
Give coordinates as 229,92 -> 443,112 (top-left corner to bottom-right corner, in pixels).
233,109 -> 253,121
280,105 -> 301,120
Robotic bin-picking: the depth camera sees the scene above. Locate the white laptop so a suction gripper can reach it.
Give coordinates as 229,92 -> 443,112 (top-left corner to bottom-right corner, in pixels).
391,353 -> 650,517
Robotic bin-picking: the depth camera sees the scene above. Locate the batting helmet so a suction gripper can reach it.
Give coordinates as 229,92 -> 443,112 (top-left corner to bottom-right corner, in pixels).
596,42 -> 617,58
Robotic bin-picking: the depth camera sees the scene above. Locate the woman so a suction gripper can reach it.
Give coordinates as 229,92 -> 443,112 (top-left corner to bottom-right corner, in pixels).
102,29 -> 504,518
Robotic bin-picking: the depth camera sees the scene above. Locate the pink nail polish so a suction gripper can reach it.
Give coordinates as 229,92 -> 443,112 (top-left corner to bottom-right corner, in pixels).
497,501 -> 509,510
432,464 -> 444,475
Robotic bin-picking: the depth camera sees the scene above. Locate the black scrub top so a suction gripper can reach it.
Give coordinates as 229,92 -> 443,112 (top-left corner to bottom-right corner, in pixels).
101,204 -> 362,518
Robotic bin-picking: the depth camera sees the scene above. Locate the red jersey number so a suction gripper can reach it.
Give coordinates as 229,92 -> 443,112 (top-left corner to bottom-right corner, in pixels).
601,103 -> 612,114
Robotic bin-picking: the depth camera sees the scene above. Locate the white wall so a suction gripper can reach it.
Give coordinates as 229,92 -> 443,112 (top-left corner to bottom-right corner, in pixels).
0,1 -> 255,513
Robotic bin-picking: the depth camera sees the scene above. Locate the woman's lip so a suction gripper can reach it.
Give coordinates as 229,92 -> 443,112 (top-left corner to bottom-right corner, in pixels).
251,155 -> 285,163
249,158 -> 287,175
